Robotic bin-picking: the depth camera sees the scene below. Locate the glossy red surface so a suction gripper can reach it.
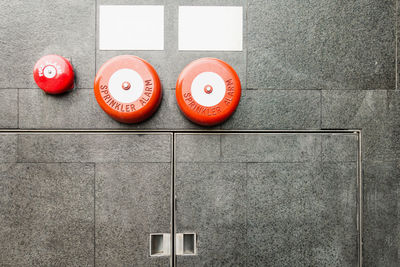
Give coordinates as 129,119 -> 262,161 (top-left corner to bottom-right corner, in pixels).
33,55 -> 74,94
94,55 -> 162,124
176,58 -> 241,126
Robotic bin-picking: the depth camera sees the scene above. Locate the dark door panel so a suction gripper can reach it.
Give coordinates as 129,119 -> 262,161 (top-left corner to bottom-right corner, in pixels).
175,133 -> 359,267
0,133 -> 172,267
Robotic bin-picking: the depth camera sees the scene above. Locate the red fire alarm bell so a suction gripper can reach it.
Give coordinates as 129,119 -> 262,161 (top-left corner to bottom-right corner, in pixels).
94,55 -> 162,123
33,55 -> 74,94
176,58 -> 241,126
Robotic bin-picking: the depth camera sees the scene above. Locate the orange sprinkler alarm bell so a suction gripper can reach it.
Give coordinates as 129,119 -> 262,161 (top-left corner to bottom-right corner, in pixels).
94,55 -> 162,123
33,55 -> 74,94
176,58 -> 241,126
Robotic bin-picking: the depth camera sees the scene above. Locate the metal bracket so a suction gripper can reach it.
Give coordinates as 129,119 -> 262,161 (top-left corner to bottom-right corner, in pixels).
176,233 -> 197,256
150,233 -> 171,257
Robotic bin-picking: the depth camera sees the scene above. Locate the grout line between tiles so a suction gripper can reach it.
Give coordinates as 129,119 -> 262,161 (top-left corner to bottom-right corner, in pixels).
358,130 -> 363,267
245,163 -> 248,267
16,134 -> 20,163
4,88 -> 396,91
176,161 -> 358,164
17,89 -> 19,129
0,129 -> 360,134
396,0 -> 398,90
320,90 -> 322,129
172,133 -> 176,267
93,162 -> 96,267
0,88 -> 95,90
95,0 -> 98,76
245,0 -> 248,90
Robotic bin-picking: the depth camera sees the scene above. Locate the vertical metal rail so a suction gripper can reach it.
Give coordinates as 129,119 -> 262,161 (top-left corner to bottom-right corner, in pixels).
93,164 -> 96,267
358,130 -> 363,267
171,133 -> 176,267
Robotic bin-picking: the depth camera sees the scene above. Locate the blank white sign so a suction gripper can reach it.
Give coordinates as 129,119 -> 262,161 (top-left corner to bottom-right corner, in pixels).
179,6 -> 243,51
99,5 -> 164,50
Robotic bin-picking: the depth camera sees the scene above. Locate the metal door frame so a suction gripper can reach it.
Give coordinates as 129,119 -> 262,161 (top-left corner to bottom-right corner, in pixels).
0,129 -> 362,267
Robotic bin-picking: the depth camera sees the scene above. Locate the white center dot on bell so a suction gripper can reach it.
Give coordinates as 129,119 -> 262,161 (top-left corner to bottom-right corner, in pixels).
122,81 -> 131,90
204,85 -> 213,94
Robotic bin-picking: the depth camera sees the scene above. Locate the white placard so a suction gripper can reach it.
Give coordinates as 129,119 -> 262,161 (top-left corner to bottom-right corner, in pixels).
99,5 -> 164,50
179,6 -> 243,51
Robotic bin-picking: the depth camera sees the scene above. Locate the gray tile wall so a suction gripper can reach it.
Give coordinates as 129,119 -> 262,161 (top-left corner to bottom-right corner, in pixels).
0,133 -> 172,266
0,0 -> 399,266
0,1 -> 95,89
363,161 -> 399,266
247,0 -> 395,90
0,163 -> 95,266
176,162 -> 248,266
96,162 -> 171,267
246,162 -> 358,266
175,134 -> 358,266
